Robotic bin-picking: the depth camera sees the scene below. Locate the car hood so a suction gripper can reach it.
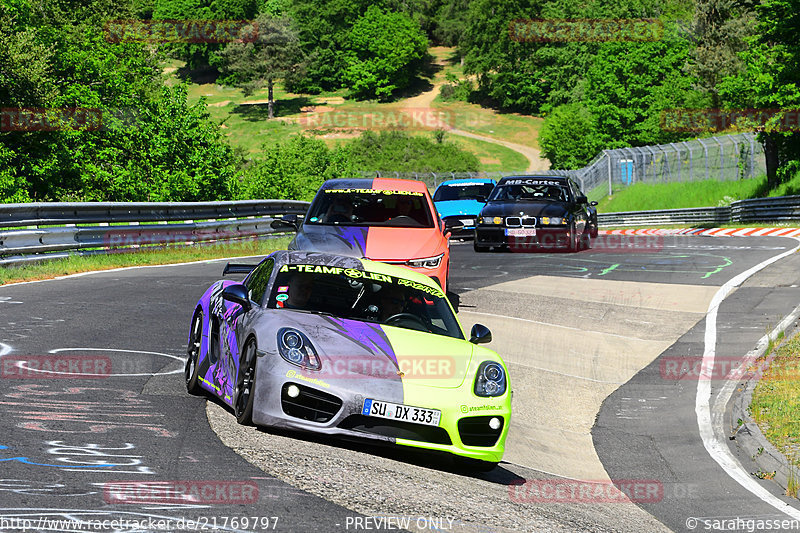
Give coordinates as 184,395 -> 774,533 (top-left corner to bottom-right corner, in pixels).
480,200 -> 570,219
258,311 -> 473,388
435,199 -> 485,218
289,224 -> 445,262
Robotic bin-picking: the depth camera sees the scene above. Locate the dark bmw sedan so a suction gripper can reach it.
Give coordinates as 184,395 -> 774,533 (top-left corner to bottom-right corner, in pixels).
474,176 -> 598,252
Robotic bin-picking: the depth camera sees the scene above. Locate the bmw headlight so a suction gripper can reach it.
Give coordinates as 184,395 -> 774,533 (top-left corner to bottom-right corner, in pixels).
407,253 -> 444,269
474,361 -> 507,397
540,216 -> 567,225
277,328 -> 321,370
479,216 -> 503,225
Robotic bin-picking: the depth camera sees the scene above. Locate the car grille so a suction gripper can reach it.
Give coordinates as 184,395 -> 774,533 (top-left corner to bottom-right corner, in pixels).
458,416 -> 504,447
281,383 -> 342,423
504,217 -> 536,227
338,414 -> 452,445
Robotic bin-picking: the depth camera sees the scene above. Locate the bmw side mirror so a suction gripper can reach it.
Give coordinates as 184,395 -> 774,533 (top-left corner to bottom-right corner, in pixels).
469,323 -> 492,344
222,284 -> 252,311
590,201 -> 598,206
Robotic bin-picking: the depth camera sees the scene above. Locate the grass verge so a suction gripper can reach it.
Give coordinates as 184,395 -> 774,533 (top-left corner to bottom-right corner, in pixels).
594,171 -> 800,213
750,332 -> 800,474
0,237 -> 290,286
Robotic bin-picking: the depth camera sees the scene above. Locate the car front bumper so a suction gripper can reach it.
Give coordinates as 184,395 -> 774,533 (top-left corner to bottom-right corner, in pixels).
475,226 -> 572,249
251,354 -> 510,462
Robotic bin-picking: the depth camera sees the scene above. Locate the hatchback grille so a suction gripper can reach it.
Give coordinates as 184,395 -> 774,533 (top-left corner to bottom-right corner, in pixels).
338,415 -> 452,445
281,383 -> 342,423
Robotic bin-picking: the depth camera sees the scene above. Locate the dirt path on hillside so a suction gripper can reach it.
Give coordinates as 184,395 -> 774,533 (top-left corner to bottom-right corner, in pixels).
400,82 -> 550,173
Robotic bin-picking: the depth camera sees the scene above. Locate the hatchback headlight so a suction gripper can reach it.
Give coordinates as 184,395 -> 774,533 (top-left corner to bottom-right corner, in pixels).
540,216 -> 567,225
407,253 -> 444,269
474,361 -> 507,397
277,328 -> 321,370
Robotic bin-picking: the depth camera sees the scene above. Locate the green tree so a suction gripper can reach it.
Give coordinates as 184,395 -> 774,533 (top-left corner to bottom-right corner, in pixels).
584,39 -> 705,149
687,0 -> 754,106
343,130 -> 479,172
216,14 -> 304,118
718,0 -> 800,187
342,6 -> 429,100
240,136 -> 355,200
539,103 -> 604,169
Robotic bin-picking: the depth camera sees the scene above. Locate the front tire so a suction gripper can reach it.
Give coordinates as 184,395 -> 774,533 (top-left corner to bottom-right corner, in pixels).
234,339 -> 258,425
185,309 -> 204,395
566,222 -> 579,252
474,240 -> 489,252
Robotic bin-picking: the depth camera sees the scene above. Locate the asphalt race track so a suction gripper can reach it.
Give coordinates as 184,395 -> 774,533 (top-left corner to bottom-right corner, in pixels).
1,234 -> 800,532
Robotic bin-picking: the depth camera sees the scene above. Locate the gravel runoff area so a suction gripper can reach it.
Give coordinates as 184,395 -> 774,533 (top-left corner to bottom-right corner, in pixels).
207,402 -> 670,533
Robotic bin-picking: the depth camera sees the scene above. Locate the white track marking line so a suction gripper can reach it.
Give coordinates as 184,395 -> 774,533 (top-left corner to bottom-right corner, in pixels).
0,343 -> 11,356
461,310 -> 649,342
696,237 -> 800,519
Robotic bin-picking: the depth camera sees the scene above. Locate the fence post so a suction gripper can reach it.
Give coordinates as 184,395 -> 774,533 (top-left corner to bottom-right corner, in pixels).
670,143 -> 681,181
712,137 -> 724,180
606,151 -> 612,196
698,138 -> 709,181
682,141 -> 693,181
748,133 -> 755,178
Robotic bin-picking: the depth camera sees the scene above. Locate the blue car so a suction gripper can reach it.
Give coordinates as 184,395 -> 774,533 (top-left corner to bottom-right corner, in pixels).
433,178 -> 496,238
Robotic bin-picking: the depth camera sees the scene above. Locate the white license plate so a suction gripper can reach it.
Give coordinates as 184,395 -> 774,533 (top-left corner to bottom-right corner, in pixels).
362,399 -> 441,426
505,228 -> 537,237
460,218 -> 475,225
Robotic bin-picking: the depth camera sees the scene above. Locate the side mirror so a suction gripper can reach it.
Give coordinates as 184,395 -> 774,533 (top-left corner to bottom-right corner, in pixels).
221,284 -> 252,312
590,201 -> 598,207
443,219 -> 465,233
469,323 -> 492,344
270,214 -> 298,231
576,195 -> 588,204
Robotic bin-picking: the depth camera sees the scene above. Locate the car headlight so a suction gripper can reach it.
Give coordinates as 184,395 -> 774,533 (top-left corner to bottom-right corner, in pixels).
479,216 -> 503,225
277,328 -> 321,370
474,361 -> 507,397
407,253 -> 444,269
540,216 -> 567,225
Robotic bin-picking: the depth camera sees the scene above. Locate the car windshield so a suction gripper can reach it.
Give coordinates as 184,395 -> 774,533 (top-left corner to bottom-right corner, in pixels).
305,189 -> 434,228
266,264 -> 463,339
488,182 -> 570,202
433,183 -> 495,202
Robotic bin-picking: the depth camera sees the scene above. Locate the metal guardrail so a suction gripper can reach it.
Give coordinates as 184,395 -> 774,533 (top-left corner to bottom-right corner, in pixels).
598,195 -> 800,227
0,200 -> 310,266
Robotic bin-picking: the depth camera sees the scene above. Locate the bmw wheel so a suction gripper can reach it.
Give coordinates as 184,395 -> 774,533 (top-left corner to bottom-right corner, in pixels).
234,338 -> 258,425
567,222 -> 579,252
185,309 -> 204,395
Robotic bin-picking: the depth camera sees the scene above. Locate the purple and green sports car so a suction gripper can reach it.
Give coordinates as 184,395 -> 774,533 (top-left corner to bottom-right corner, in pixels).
185,250 -> 511,469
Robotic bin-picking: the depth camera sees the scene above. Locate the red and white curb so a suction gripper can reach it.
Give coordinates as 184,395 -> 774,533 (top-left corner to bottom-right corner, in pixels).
599,227 -> 800,238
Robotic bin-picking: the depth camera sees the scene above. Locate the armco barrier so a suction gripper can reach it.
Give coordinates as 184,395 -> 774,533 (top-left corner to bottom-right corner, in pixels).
0,200 -> 310,266
598,195 -> 800,227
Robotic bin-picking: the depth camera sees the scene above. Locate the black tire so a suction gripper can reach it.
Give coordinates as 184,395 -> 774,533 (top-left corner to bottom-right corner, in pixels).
566,222 -> 579,252
590,223 -> 598,239
234,338 -> 258,425
580,229 -> 591,250
185,309 -> 204,395
474,240 -> 488,252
